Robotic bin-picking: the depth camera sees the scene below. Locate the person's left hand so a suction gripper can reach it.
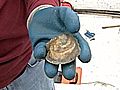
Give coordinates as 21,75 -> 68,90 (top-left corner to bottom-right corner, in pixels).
28,7 -> 91,80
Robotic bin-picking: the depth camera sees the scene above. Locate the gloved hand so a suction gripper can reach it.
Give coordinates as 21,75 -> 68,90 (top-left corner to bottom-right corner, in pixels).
28,6 -> 91,80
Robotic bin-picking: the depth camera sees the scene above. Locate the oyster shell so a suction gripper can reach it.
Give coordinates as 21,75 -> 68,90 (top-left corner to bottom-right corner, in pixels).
46,34 -> 80,64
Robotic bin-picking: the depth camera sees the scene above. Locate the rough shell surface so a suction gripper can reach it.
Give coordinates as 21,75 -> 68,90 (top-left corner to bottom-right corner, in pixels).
46,34 -> 80,64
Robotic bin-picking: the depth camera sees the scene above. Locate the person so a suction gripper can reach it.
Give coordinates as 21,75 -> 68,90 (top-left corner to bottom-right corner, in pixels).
0,0 -> 91,90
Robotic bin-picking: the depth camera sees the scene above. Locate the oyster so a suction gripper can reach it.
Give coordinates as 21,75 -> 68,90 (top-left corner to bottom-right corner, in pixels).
46,34 -> 80,64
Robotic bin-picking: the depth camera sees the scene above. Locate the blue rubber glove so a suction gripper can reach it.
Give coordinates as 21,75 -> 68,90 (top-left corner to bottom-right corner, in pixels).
28,7 -> 91,80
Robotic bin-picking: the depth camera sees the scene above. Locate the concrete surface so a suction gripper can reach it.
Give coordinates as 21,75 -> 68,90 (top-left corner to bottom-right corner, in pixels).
55,14 -> 120,90
64,0 -> 120,10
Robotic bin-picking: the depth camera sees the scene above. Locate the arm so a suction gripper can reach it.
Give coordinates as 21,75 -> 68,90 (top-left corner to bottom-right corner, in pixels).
25,0 -> 91,80
25,0 -> 60,15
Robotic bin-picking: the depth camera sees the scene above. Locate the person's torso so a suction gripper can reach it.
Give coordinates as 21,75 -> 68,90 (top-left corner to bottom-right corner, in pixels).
0,0 -> 32,88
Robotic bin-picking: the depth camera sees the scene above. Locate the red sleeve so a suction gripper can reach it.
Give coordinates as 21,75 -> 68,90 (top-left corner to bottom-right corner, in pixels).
60,1 -> 73,9
25,0 -> 60,15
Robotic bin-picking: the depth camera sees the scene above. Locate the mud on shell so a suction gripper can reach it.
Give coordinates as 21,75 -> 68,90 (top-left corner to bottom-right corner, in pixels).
46,34 -> 80,65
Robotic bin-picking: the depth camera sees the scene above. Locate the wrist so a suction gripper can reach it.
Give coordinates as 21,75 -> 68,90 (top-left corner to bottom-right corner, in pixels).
27,5 -> 53,29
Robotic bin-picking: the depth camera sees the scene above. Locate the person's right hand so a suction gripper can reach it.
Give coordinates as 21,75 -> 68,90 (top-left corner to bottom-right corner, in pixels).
28,6 -> 91,80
